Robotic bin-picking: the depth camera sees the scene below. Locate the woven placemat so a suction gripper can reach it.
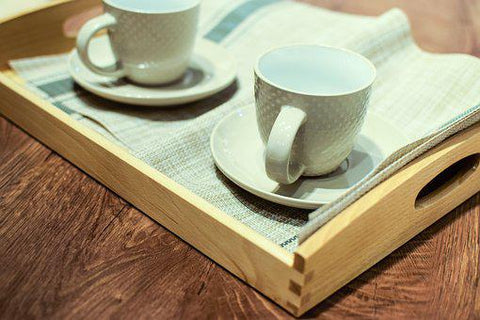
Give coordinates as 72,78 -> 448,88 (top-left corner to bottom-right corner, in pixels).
10,0 -> 480,251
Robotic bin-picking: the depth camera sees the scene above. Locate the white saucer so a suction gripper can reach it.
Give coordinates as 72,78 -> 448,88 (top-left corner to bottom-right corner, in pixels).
68,35 -> 237,106
211,104 -> 408,209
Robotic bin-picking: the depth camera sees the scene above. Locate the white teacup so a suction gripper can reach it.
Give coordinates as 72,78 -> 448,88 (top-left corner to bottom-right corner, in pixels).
76,0 -> 200,85
254,45 -> 376,184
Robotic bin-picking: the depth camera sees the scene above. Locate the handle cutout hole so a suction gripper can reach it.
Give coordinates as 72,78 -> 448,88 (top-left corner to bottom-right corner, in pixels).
415,153 -> 479,209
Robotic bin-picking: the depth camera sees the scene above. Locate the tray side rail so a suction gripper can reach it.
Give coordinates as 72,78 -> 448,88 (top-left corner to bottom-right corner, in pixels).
291,123 -> 480,316
0,70 -> 301,314
0,1 -> 300,313
0,0 -> 101,69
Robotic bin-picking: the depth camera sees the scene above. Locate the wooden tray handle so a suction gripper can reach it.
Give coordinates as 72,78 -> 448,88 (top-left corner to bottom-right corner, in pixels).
415,153 -> 479,210
402,124 -> 480,218
294,126 -> 480,315
406,127 -> 480,218
0,0 -> 101,69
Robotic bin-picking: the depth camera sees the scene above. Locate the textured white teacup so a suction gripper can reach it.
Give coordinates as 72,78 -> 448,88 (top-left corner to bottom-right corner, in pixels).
76,0 -> 200,85
254,45 -> 376,184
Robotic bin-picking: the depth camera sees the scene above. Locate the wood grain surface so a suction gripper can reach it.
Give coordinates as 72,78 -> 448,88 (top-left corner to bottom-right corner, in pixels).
1,0 -> 480,319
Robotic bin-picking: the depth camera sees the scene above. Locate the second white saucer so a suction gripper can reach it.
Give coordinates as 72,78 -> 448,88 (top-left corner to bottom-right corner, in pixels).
211,104 -> 408,209
68,35 -> 237,106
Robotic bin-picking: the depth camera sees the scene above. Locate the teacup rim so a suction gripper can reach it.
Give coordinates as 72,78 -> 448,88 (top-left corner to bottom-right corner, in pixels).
104,0 -> 201,14
254,43 -> 377,97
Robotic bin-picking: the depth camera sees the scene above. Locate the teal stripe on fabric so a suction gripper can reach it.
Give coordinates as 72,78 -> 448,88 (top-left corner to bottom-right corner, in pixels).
205,0 -> 279,43
37,77 -> 75,98
52,101 -> 74,115
39,0 -> 280,114
436,103 -> 480,132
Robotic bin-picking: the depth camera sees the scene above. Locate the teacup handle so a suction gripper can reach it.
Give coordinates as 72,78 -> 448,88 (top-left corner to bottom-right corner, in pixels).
76,13 -> 125,78
265,106 -> 307,184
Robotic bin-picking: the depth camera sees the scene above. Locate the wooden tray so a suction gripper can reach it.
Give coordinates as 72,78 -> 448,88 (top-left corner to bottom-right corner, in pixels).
1,1 -> 479,316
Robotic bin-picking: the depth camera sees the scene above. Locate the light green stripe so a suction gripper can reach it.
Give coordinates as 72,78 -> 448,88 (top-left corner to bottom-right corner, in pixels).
37,0 -> 281,114
205,0 -> 279,43
52,101 -> 74,115
37,77 -> 75,98
436,103 -> 480,131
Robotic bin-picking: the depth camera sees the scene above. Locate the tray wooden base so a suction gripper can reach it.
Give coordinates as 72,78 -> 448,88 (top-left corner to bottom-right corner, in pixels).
1,1 -> 479,316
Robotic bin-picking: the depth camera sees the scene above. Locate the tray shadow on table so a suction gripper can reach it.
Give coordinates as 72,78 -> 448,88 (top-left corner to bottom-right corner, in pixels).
302,192 -> 479,318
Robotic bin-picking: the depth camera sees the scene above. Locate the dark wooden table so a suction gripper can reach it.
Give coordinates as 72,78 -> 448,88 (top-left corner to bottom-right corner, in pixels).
1,1 -> 479,319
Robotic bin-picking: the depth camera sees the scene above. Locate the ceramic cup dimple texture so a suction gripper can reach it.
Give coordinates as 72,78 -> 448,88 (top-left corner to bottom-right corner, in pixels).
106,4 -> 199,84
254,45 -> 375,181
77,0 -> 199,85
255,76 -> 371,175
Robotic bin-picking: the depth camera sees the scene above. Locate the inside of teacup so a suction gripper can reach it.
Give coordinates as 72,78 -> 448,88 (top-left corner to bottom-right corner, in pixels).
257,45 -> 376,95
104,0 -> 199,13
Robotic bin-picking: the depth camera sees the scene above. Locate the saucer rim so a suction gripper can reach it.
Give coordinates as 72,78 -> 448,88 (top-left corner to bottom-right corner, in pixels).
210,104 -> 405,209
68,37 -> 237,107
210,104 -> 333,209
